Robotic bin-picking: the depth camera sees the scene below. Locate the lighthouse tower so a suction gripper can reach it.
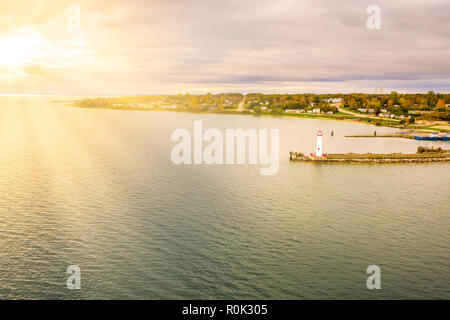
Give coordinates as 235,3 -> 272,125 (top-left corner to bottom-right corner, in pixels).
315,130 -> 323,157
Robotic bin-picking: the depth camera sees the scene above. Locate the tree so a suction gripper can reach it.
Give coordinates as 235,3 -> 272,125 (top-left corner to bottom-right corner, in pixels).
189,97 -> 205,112
205,93 -> 213,105
184,92 -> 191,104
300,96 -> 306,104
436,99 -> 446,109
389,91 -> 398,104
374,106 -> 381,115
427,91 -> 437,106
348,98 -> 357,110
271,108 -> 284,115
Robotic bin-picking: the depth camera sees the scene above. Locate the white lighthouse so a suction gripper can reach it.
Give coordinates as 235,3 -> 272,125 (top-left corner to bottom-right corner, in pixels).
315,130 -> 323,157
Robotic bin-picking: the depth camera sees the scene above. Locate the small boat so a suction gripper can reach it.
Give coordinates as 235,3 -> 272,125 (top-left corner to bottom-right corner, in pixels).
414,133 -> 450,141
414,135 -> 437,140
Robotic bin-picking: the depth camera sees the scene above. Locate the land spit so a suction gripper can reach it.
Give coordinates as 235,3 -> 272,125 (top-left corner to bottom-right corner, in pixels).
289,151 -> 450,164
345,134 -> 416,139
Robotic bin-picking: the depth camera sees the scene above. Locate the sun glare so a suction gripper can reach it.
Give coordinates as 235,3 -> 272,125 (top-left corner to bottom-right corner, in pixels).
0,31 -> 41,68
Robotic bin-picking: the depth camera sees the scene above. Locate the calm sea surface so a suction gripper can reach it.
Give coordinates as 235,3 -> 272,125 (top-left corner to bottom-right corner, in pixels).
0,96 -> 449,299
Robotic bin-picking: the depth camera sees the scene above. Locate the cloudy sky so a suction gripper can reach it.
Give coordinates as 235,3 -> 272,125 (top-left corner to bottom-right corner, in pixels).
0,0 -> 449,95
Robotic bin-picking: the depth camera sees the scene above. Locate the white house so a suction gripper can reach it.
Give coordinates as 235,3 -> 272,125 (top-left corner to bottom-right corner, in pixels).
326,98 -> 341,103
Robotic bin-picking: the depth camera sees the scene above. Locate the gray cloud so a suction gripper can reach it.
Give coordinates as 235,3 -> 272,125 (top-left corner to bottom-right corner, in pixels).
1,0 -> 449,94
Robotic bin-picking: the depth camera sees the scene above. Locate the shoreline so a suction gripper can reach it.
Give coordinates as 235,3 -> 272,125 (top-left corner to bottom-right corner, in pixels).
68,103 -> 450,133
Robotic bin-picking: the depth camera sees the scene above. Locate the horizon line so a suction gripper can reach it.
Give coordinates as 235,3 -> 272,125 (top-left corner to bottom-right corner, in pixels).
1,91 -> 450,97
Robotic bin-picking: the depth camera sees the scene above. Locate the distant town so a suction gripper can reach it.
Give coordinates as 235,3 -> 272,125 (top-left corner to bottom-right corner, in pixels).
74,91 -> 450,132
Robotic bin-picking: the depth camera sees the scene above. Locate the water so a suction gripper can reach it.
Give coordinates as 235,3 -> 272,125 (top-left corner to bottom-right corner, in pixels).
0,96 -> 449,299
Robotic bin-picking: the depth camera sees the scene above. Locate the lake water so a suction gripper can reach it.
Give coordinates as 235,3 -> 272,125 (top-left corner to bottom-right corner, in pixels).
0,96 -> 449,299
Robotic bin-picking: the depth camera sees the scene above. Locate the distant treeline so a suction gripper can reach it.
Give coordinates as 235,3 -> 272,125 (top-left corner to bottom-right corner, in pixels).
342,91 -> 450,121
74,91 -> 450,122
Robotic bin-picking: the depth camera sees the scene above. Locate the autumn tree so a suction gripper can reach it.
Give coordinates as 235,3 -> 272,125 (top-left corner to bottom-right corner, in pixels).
436,99 -> 446,109
205,93 -> 213,105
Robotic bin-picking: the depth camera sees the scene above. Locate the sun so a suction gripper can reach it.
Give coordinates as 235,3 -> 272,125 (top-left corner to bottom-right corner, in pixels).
0,30 -> 41,68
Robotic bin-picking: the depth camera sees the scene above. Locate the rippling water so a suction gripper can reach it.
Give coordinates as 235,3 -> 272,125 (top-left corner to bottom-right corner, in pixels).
0,96 -> 449,299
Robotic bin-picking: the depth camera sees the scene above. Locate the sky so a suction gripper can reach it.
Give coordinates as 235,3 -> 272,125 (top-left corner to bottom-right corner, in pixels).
0,0 -> 449,95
